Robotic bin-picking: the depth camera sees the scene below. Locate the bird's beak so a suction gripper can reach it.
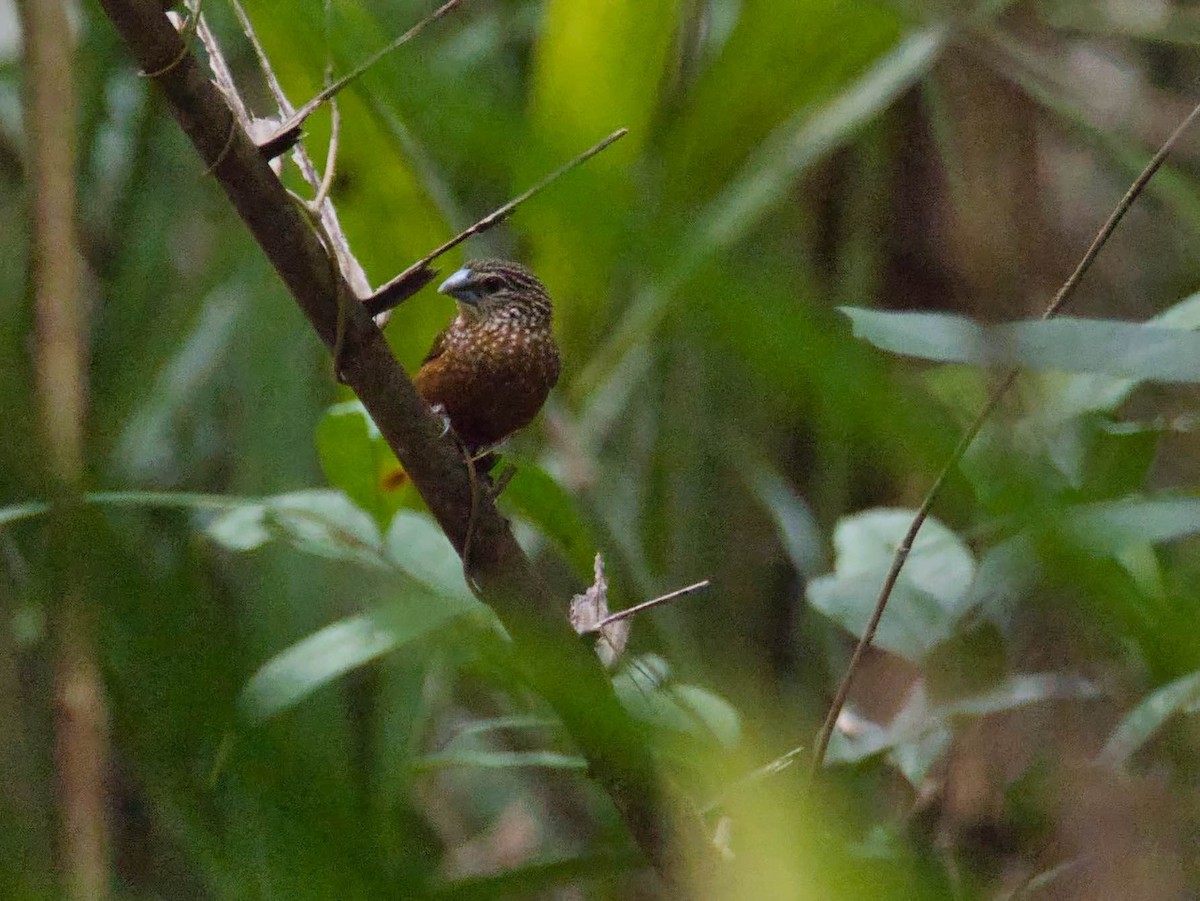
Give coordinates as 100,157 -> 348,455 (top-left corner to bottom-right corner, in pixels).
437,267 -> 479,305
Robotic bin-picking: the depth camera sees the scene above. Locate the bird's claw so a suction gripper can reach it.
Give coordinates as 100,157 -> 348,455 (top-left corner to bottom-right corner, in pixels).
430,403 -> 451,438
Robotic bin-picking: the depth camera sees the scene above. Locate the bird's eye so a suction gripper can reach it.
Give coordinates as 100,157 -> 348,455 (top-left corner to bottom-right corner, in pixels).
480,275 -> 506,293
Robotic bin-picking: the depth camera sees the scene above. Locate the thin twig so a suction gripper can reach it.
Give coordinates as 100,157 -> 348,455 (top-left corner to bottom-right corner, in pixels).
226,0 -> 292,116
461,441 -> 481,593
194,13 -> 250,124
363,128 -> 629,316
226,0 -> 372,299
809,97 -> 1200,778
702,745 -> 807,815
313,86 -> 339,210
596,579 -> 711,629
259,0 -> 467,159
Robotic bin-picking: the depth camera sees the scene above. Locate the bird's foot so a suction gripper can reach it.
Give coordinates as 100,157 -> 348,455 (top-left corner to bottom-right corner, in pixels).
429,403 -> 451,438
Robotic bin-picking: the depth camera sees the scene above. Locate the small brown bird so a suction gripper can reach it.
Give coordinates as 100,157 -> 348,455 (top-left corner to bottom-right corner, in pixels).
414,259 -> 561,456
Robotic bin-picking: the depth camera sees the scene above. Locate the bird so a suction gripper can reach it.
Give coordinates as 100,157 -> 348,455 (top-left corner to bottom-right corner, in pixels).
410,258 -> 561,459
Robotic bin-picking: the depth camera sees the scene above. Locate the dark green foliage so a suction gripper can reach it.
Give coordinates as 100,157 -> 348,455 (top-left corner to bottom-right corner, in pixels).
9,0 -> 1200,896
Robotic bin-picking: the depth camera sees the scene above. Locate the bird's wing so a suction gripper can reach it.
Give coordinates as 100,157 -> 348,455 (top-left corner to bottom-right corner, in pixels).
421,327 -> 448,365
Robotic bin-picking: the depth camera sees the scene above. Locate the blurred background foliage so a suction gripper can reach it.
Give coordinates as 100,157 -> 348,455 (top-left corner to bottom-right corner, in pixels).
7,0 -> 1200,896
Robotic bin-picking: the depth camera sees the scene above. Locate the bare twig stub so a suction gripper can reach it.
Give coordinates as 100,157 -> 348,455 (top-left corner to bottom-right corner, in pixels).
598,579 -> 711,629
809,98 -> 1200,777
96,0 -> 709,880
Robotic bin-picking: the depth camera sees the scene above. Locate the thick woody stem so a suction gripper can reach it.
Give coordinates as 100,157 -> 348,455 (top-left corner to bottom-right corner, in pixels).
95,0 -> 710,880
18,0 -> 110,896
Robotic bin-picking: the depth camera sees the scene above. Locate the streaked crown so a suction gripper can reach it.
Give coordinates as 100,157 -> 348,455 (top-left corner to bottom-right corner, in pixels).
437,259 -> 553,329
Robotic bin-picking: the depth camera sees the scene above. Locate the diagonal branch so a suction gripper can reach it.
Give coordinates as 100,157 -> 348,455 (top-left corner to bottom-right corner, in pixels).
95,0 -> 709,881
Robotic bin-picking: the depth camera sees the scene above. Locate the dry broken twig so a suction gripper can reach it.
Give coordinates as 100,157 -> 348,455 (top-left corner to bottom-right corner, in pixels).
569,554 -> 631,669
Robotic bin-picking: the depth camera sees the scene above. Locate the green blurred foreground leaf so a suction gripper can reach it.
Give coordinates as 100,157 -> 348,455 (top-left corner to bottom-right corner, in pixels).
841,308 -> 1200,382
1061,495 -> 1200,556
240,599 -> 480,722
500,463 -> 597,580
206,490 -> 387,566
413,750 -> 587,773
239,509 -> 481,720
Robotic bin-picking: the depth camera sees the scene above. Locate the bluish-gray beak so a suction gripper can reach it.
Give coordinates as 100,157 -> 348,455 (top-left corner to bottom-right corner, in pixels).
437,267 -> 478,304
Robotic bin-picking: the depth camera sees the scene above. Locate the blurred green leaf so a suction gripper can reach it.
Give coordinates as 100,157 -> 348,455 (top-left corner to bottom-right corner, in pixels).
413,750 -> 587,773
501,463 -> 596,579
0,500 -> 50,526
743,456 -> 827,579
613,655 -> 741,748
206,489 -> 387,567
240,592 -> 483,722
1060,495 -> 1200,556
1098,670 -> 1200,767
446,716 -> 559,742
530,0 -> 677,154
807,510 -> 976,661
661,2 -> 913,207
315,400 -> 402,528
689,26 -> 947,263
525,0 -> 681,341
1032,292 -> 1200,424
433,853 -> 638,901
842,309 -> 1200,382
384,509 -> 473,600
579,26 -> 947,399
114,287 -> 242,483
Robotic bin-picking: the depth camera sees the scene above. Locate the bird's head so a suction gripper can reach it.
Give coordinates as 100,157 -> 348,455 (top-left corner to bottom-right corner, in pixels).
437,259 -> 553,330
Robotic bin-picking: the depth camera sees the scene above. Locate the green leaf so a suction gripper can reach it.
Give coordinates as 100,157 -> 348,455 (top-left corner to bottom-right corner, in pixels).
743,457 -> 827,579
530,0 -> 678,155
0,500 -> 50,527
445,716 -> 560,743
500,463 -> 596,579
1,491 -> 261,529
576,25 -> 946,404
384,510 -> 472,600
1060,495 -> 1200,556
691,26 -> 946,262
205,490 -> 388,568
612,655 -> 741,747
412,750 -> 587,773
315,401 -> 402,529
807,509 -> 976,661
240,593 -> 482,722
524,0 -> 681,341
841,309 -> 1200,383
1098,670 -> 1200,768
1034,292 -> 1200,423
